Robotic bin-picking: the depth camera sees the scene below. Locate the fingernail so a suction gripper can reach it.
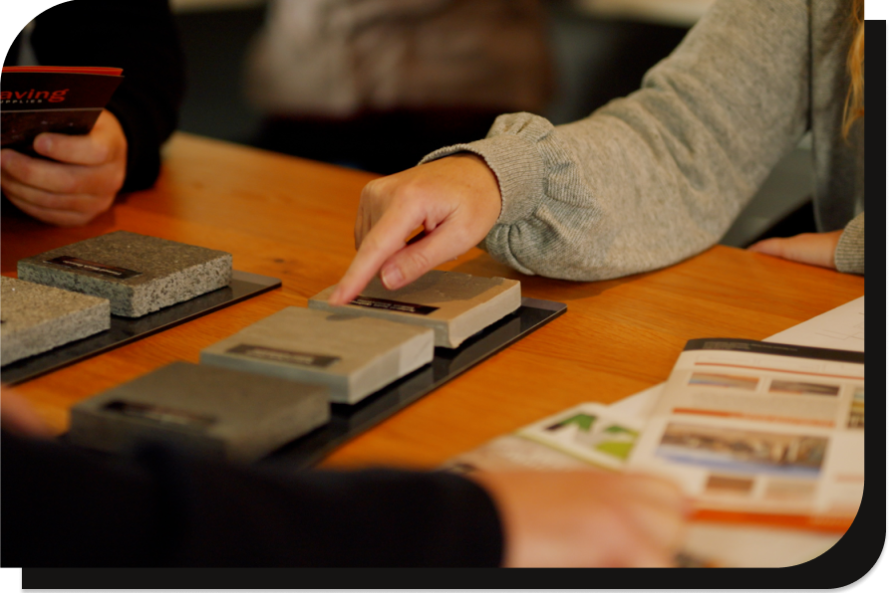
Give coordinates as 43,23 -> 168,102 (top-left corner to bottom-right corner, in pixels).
328,286 -> 343,305
381,265 -> 402,290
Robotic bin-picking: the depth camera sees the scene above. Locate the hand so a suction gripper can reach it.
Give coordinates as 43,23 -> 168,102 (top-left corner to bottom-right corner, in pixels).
0,387 -> 52,438
0,109 -> 128,227
471,470 -> 689,568
328,154 -> 502,305
748,230 -> 843,269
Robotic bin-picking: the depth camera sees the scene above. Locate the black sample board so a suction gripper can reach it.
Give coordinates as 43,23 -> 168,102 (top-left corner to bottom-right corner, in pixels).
1,270 -> 281,385
262,297 -> 567,469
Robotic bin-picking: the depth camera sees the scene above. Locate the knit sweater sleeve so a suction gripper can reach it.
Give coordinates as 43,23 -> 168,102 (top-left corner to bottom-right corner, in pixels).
835,212 -> 864,274
421,0 -> 812,280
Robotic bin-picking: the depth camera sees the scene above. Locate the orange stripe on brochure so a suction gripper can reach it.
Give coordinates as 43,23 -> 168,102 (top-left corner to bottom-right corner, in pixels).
692,509 -> 854,533
672,408 -> 835,427
694,362 -> 862,380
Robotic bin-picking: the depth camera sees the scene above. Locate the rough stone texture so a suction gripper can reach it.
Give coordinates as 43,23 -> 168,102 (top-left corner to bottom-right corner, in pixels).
309,271 -> 521,348
201,307 -> 433,404
68,361 -> 330,462
1,276 -> 110,366
17,230 -> 232,318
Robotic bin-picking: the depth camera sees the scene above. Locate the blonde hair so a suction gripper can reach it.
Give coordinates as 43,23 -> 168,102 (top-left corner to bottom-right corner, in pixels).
843,0 -> 864,136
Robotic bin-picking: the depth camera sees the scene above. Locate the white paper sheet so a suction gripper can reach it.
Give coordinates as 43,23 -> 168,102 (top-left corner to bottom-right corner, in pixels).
607,297 -> 865,567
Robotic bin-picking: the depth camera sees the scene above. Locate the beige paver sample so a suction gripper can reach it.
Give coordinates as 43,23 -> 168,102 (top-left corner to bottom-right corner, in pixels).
201,307 -> 434,404
309,270 -> 521,348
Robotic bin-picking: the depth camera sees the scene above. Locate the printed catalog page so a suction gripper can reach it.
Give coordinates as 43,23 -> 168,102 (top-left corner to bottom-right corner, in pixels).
629,339 -> 864,524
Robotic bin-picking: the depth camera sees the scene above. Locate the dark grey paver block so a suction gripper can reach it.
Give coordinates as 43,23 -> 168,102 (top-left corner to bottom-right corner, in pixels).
17,231 -> 232,317
68,361 -> 330,462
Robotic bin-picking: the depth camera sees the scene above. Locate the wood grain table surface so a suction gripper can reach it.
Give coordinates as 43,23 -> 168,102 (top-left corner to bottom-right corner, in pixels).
1,132 -> 865,470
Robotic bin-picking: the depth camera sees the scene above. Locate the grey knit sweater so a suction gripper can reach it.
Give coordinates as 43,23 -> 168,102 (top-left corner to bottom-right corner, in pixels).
422,0 -> 865,277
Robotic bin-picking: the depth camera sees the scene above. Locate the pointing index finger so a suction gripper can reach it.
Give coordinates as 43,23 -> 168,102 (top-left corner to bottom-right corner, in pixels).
329,207 -> 425,305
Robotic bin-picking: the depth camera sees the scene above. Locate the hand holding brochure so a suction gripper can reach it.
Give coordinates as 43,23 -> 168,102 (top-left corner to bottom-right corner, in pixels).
1,66 -> 123,153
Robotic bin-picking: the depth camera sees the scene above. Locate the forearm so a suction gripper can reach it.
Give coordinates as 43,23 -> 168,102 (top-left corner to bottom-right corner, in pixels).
422,0 -> 811,280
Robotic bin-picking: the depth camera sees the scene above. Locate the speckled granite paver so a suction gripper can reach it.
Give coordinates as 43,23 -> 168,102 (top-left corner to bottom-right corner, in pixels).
309,270 -> 521,348
17,231 -> 232,318
69,361 -> 330,462
1,276 -> 110,366
201,307 -> 433,404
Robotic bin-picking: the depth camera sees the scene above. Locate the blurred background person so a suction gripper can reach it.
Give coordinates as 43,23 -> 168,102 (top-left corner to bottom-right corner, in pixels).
243,0 -> 554,174
176,0 -> 807,250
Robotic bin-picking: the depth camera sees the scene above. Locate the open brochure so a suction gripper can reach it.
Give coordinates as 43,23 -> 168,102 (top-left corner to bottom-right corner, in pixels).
444,298 -> 864,566
445,296 -> 865,531
443,402 -> 645,474
628,338 -> 863,532
445,338 -> 863,532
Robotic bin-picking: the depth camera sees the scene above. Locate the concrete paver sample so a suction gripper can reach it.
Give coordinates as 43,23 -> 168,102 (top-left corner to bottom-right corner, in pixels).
68,361 -> 330,462
201,307 -> 434,404
309,270 -> 521,348
1,276 -> 110,366
18,230 -> 232,317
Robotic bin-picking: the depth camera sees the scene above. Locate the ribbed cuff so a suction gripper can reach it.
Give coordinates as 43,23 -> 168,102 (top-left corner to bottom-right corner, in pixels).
834,213 -> 864,274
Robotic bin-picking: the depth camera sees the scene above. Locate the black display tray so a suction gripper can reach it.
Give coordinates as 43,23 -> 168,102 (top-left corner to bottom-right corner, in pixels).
48,295 -> 566,470
262,297 -> 567,468
1,270 -> 282,385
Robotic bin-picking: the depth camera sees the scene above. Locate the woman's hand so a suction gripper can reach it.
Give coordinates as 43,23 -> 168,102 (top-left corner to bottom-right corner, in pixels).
471,470 -> 689,567
329,153 -> 502,305
1,109 -> 128,227
748,230 -> 843,269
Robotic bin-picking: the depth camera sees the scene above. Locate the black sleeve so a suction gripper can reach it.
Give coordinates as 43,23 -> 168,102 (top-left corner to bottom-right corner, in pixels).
0,431 -> 503,567
28,0 -> 186,192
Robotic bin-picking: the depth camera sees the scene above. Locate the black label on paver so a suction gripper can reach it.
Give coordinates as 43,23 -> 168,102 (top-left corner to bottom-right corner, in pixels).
349,295 -> 438,315
47,256 -> 141,279
227,344 -> 340,368
103,400 -> 216,430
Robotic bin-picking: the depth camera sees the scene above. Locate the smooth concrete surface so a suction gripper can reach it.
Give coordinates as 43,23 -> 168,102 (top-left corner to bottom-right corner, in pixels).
68,361 -> 330,462
201,307 -> 434,404
309,270 -> 521,348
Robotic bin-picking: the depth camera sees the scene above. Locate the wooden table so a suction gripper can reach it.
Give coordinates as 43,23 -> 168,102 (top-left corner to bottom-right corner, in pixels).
1,133 -> 865,470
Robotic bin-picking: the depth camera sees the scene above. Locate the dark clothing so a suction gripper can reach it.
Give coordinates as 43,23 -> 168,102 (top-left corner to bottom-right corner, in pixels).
4,0 -> 185,192
252,109 -> 503,176
0,430 -> 503,567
